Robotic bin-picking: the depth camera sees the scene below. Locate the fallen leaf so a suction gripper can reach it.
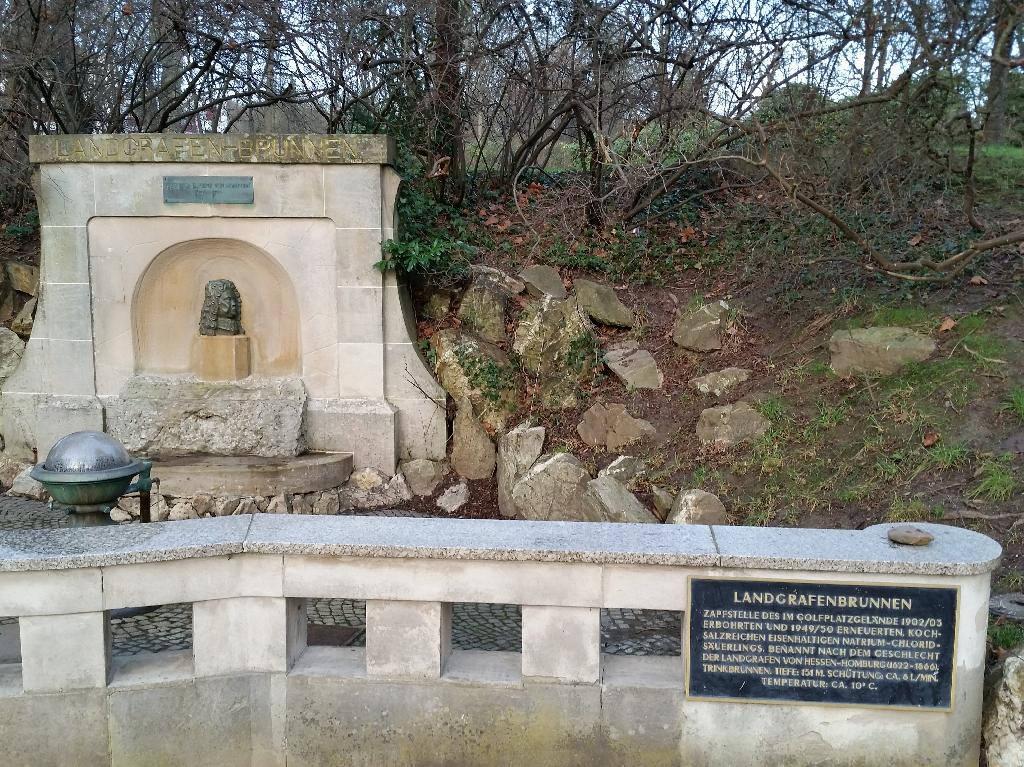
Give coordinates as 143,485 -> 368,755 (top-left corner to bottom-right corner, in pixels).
922,431 -> 940,447
484,215 -> 499,226
512,236 -> 525,245
969,275 -> 989,285
908,234 -> 923,247
937,317 -> 957,332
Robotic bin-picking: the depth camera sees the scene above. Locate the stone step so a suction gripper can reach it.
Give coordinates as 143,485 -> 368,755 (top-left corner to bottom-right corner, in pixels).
151,453 -> 352,497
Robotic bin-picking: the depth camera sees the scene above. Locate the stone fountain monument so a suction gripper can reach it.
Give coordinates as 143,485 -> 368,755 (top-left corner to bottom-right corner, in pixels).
0,134 -> 445,492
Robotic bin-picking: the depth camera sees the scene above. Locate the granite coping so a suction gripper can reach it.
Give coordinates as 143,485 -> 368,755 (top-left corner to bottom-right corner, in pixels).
0,516 -> 1002,575
29,134 -> 395,165
0,516 -> 251,571
242,515 -> 720,566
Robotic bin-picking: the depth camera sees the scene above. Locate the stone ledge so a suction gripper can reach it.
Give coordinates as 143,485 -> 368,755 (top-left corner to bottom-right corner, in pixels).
29,134 -> 396,165
0,515 -> 1001,574
0,516 -> 250,571
713,522 -> 1001,576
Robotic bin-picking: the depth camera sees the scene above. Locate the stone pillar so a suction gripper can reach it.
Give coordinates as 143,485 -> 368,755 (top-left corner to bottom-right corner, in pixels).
192,597 -> 292,676
365,600 -> 452,678
19,612 -> 109,692
522,605 -> 600,684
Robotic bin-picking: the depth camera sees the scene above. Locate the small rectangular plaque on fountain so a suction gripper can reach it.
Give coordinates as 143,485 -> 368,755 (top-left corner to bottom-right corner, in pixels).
685,577 -> 958,709
163,176 -> 254,204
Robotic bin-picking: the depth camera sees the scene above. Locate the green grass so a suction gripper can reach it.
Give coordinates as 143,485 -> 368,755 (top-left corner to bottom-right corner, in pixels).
974,144 -> 1024,207
916,442 -> 971,474
886,496 -> 942,523
1001,386 -> 1024,422
969,455 -> 1017,502
989,619 -> 1024,651
998,571 -> 1024,593
756,395 -> 787,424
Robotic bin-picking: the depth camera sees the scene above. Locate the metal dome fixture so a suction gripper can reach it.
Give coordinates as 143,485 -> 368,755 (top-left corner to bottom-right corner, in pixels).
30,431 -> 155,525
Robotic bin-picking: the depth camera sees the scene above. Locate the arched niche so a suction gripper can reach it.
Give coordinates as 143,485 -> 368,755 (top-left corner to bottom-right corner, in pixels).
133,238 -> 301,377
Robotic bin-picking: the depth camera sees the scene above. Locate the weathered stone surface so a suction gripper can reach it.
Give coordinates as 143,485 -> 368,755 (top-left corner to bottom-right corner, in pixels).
168,499 -> 197,521
887,526 -> 934,546
348,467 -> 387,491
696,402 -> 769,447
577,402 -> 656,452
11,297 -> 35,338
513,296 -> 596,409
667,489 -> 728,525
985,648 -> 1024,767
574,279 -> 634,327
690,367 -> 750,397
8,468 -> 47,501
0,327 -> 25,384
338,471 -> 413,509
109,505 -> 132,523
470,264 -> 525,295
432,329 -> 518,431
497,421 -> 545,518
436,482 -> 469,513
150,493 -> 169,522
452,400 -> 496,480
598,455 -> 646,484
651,486 -> 675,520
673,300 -> 730,351
399,458 -> 446,497
0,271 -> 13,323
581,476 -> 659,523
312,490 -> 341,516
191,494 -> 213,517
234,497 -> 259,515
457,279 -> 508,343
108,375 -> 306,457
0,457 -> 29,490
603,341 -> 663,390
266,495 -> 289,514
421,290 -> 453,321
6,262 -> 39,296
829,327 -> 937,376
212,497 -> 240,517
520,264 -> 567,299
291,494 -> 315,515
511,453 -> 590,521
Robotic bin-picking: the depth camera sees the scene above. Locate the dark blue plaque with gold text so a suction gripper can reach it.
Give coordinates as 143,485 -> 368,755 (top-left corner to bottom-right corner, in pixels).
686,578 -> 957,709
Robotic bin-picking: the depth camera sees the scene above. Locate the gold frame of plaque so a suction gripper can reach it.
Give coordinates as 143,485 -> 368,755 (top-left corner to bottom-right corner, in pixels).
682,575 -> 961,712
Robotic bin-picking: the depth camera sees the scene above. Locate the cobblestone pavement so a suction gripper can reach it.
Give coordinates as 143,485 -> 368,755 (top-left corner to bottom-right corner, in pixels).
0,496 -> 681,658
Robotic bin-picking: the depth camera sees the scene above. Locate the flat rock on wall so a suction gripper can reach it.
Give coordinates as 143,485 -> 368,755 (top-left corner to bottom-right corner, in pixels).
511,452 -> 590,521
581,476 -> 658,523
577,402 -> 657,452
496,421 -> 545,518
690,367 -> 750,397
513,296 -> 596,409
666,489 -> 728,525
673,300 -> 730,351
829,326 -> 937,376
432,329 -> 518,432
603,341 -> 663,390
519,265 -> 567,299
573,279 -> 634,327
696,402 -> 769,447
457,279 -> 509,344
107,375 -> 306,457
985,648 -> 1024,767
451,400 -> 496,480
